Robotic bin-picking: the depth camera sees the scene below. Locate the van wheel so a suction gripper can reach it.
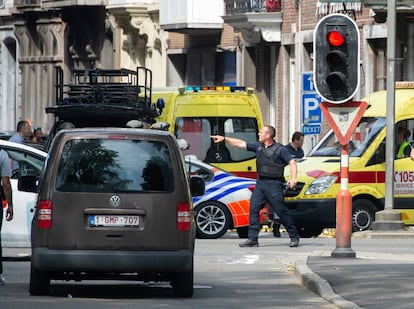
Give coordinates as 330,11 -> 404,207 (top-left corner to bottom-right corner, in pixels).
195,201 -> 231,239
172,262 -> 194,297
352,199 -> 376,232
29,264 -> 50,296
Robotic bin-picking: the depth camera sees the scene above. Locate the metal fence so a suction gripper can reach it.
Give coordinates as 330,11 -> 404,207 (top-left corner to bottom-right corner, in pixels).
225,0 -> 281,14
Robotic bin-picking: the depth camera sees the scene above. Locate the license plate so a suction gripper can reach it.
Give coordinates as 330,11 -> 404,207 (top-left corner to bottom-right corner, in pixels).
89,215 -> 140,227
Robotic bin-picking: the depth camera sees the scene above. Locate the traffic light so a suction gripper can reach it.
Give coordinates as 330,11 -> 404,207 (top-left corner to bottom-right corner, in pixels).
313,14 -> 360,104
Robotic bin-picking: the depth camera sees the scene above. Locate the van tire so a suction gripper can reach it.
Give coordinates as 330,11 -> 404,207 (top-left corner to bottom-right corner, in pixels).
352,199 -> 376,232
195,201 -> 231,239
172,262 -> 194,297
29,264 -> 50,296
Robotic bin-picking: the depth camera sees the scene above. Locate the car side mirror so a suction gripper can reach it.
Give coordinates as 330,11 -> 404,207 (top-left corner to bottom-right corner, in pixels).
190,176 -> 204,197
18,175 -> 38,193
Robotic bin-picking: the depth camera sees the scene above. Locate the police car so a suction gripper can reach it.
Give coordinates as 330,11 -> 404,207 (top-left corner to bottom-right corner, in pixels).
186,156 -> 269,239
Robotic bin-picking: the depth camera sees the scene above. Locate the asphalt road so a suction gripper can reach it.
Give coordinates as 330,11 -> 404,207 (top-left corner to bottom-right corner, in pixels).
0,232 -> 336,309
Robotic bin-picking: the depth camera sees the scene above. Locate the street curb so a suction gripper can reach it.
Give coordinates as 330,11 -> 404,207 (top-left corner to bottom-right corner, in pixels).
352,230 -> 414,239
294,255 -> 362,309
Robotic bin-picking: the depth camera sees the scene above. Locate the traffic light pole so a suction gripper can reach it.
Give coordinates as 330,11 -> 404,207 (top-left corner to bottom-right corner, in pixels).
332,142 -> 356,258
372,0 -> 405,231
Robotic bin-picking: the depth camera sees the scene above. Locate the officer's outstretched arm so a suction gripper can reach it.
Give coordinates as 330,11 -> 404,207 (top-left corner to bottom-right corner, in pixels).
211,135 -> 247,149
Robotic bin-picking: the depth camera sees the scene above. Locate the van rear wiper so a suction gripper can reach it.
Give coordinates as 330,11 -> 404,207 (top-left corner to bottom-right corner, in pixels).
112,187 -> 142,193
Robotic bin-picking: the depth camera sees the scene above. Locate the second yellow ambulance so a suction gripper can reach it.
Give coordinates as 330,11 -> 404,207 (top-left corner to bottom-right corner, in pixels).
285,82 -> 414,237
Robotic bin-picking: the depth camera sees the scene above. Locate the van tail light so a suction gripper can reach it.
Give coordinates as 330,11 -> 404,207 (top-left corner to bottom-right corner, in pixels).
37,200 -> 52,229
177,202 -> 191,231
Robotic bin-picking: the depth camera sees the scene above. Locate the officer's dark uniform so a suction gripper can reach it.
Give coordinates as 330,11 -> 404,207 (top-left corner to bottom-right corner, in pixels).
284,143 -> 304,160
246,141 -> 300,241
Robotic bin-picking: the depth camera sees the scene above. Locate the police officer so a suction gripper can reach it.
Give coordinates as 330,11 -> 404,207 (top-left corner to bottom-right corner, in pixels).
285,131 -> 305,160
211,125 -> 300,247
270,131 -> 305,238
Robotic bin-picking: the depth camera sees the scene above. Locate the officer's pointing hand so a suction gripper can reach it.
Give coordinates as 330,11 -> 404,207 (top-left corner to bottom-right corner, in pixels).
211,135 -> 224,143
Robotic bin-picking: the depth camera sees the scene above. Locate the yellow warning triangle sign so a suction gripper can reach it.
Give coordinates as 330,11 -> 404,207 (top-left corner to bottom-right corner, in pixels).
320,101 -> 369,145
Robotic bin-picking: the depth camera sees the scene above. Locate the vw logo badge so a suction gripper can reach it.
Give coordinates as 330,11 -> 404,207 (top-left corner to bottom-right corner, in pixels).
109,195 -> 121,207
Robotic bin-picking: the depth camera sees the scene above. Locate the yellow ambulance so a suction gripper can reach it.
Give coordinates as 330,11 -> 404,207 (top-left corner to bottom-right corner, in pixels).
285,82 -> 414,237
152,86 -> 264,179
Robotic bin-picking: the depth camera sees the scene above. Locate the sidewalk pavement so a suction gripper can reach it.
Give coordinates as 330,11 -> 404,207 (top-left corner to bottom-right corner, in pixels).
4,231 -> 414,309
295,230 -> 414,309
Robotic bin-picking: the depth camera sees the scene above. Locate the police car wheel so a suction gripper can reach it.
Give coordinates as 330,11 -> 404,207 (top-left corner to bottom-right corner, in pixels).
352,199 -> 376,232
195,201 -> 231,239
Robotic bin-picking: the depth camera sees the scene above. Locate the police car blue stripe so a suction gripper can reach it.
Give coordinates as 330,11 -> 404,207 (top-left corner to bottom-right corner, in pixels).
208,179 -> 254,188
207,177 -> 255,189
194,182 -> 255,203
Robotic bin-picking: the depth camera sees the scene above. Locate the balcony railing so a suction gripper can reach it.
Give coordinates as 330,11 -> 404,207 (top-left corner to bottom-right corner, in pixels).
15,0 -> 40,5
225,0 -> 281,14
15,0 -> 40,10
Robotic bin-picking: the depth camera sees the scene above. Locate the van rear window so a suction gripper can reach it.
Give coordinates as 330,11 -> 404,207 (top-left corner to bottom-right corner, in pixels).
55,139 -> 174,193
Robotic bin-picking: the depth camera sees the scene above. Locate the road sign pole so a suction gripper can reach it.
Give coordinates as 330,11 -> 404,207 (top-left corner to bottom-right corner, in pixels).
320,101 -> 368,258
332,143 -> 356,257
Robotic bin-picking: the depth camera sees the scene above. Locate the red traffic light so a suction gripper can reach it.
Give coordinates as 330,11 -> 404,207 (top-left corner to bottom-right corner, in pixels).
313,14 -> 360,104
327,31 -> 345,47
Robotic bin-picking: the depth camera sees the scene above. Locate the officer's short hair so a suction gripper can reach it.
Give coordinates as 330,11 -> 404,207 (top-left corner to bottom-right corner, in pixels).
264,125 -> 276,138
292,131 -> 304,142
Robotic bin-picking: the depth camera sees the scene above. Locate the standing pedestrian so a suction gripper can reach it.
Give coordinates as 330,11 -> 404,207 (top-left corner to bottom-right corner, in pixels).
9,120 -> 32,144
285,131 -> 305,160
31,126 -> 44,144
0,149 -> 13,285
211,125 -> 300,247
9,120 -> 31,171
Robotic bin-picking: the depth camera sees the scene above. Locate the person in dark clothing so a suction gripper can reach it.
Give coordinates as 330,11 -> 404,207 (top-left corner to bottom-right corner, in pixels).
285,131 -> 305,160
270,131 -> 305,237
211,125 -> 300,247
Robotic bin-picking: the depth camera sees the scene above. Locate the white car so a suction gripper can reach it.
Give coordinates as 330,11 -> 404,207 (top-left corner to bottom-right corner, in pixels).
1,140 -> 46,247
1,145 -> 270,246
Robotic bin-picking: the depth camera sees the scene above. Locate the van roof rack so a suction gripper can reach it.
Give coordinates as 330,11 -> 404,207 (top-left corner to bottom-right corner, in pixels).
49,66 -> 158,124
